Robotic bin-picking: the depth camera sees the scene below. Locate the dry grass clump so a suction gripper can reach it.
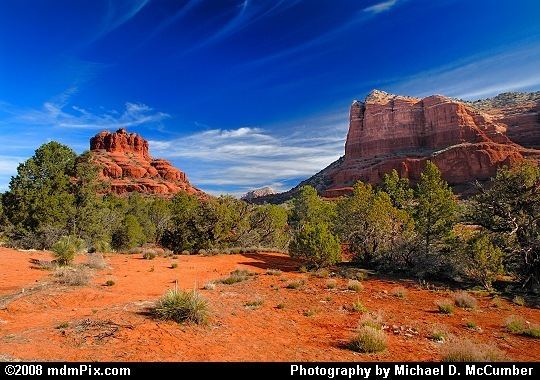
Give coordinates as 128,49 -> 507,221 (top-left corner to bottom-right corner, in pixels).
313,268 -> 330,278
202,282 -> 216,291
54,266 -> 92,286
435,299 -> 455,315
391,286 -> 407,299
505,315 -> 540,338
142,249 -> 157,260
220,269 -> 255,285
286,279 -> 305,289
348,326 -> 387,353
351,299 -> 368,313
265,269 -> 282,276
347,280 -> 363,292
442,338 -> 506,362
326,279 -> 337,289
153,289 -> 209,325
359,312 -> 384,330
244,298 -> 264,309
452,291 -> 477,309
86,253 -> 107,269
513,295 -> 526,306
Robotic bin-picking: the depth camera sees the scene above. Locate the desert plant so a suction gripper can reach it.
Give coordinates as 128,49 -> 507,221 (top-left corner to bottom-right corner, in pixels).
513,295 -> 526,306
51,236 -> 84,266
289,222 -> 341,268
436,299 -> 454,315
352,299 -> 368,313
105,280 -> 115,286
170,263 -> 178,269
276,303 -> 285,309
359,312 -> 384,330
326,279 -> 337,289
56,322 -> 69,329
54,266 -> 91,286
203,282 -> 216,290
431,330 -> 447,342
348,326 -> 387,353
453,292 -> 477,309
313,268 -> 330,278
220,269 -> 254,285
505,315 -> 540,338
142,249 -> 157,260
391,286 -> 407,299
442,338 -> 505,362
266,269 -> 282,276
286,279 -> 304,289
465,321 -> 477,329
86,252 -> 106,269
153,289 -> 209,325
303,309 -> 316,317
347,280 -> 363,292
244,298 -> 264,309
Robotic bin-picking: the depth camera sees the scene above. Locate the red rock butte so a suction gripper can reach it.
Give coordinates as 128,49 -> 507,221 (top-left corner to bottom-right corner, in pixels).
90,128 -> 203,196
253,90 -> 540,203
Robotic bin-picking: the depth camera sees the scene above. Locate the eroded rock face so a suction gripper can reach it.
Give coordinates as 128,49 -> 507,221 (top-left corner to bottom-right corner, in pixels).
90,128 -> 203,197
254,90 -> 540,203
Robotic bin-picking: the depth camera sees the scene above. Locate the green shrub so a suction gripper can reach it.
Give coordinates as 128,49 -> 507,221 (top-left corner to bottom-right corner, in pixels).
442,339 -> 505,362
105,280 -> 115,286
220,269 -> 253,285
289,222 -> 341,268
436,299 -> 454,315
244,299 -> 264,309
457,233 -> 503,289
465,321 -> 477,329
276,303 -> 285,310
505,315 -> 540,338
348,326 -> 387,353
286,279 -> 304,289
143,251 -> 156,260
170,263 -> 178,269
153,289 -> 209,324
303,309 -> 316,317
431,330 -> 447,342
352,299 -> 368,313
112,215 -> 146,251
51,236 -> 84,266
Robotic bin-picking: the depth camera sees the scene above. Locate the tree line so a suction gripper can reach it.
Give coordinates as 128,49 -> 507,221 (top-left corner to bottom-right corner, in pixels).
1,141 -> 539,290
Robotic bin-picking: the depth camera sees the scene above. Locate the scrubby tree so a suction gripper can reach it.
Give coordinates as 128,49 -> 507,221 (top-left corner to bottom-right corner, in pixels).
468,161 -> 540,288
249,204 -> 289,249
289,186 -> 336,229
112,214 -> 146,251
413,161 -> 457,256
381,169 -> 414,209
289,222 -> 341,268
2,142 -> 77,248
336,181 -> 414,267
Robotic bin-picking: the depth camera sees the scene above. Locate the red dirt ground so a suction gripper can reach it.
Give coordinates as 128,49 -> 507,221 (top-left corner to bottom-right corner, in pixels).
0,247 -> 539,362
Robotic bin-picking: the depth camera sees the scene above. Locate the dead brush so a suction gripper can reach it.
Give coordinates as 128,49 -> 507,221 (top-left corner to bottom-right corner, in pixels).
86,253 -> 107,269
54,266 -> 92,286
442,338 -> 506,362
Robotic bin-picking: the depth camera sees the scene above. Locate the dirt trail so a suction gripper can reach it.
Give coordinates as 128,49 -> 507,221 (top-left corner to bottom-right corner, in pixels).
0,247 -> 538,361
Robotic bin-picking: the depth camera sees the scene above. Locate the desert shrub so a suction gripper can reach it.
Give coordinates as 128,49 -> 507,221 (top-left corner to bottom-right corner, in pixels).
359,312 -> 384,330
170,263 -> 178,269
442,338 -> 506,362
455,233 -> 504,289
153,289 -> 209,325
513,295 -> 525,306
303,309 -> 316,317
436,299 -> 454,314
276,303 -> 285,309
286,279 -> 304,289
142,249 -> 157,260
105,280 -> 115,286
56,322 -> 69,329
391,286 -> 407,299
220,269 -> 253,285
289,222 -> 341,268
348,280 -> 363,292
111,215 -> 146,251
505,315 -> 540,338
431,329 -> 447,342
465,321 -> 477,329
244,298 -> 264,309
326,279 -> 337,289
86,253 -> 107,269
203,282 -> 216,290
266,269 -> 282,276
51,236 -> 85,266
54,266 -> 91,286
453,292 -> 477,309
467,162 -> 540,288
348,326 -> 387,353
313,268 -> 330,278
352,299 -> 368,313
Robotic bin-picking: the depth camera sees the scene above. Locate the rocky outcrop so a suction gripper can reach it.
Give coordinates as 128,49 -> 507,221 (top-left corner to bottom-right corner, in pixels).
466,92 -> 540,149
241,187 -> 277,201
255,90 -> 540,203
90,128 -> 204,197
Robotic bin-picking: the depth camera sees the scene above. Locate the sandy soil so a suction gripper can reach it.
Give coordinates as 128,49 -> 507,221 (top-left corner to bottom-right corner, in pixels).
0,247 -> 538,362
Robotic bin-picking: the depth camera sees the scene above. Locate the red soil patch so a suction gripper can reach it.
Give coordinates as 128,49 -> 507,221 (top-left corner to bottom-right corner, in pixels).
0,248 -> 539,361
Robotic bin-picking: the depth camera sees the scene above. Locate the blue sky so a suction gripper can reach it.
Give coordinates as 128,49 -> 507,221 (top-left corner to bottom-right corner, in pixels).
0,0 -> 539,195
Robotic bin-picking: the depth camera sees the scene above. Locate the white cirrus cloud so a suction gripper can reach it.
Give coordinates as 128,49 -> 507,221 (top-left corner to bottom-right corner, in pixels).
149,111 -> 349,196
363,0 -> 399,14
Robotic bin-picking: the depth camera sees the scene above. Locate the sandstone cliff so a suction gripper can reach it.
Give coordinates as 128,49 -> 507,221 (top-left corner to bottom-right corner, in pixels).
254,90 -> 540,203
90,128 -> 203,196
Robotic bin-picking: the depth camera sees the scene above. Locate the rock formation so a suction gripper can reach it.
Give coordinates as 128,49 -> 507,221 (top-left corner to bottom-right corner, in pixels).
241,187 -> 277,201
90,128 -> 204,196
254,90 -> 540,203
